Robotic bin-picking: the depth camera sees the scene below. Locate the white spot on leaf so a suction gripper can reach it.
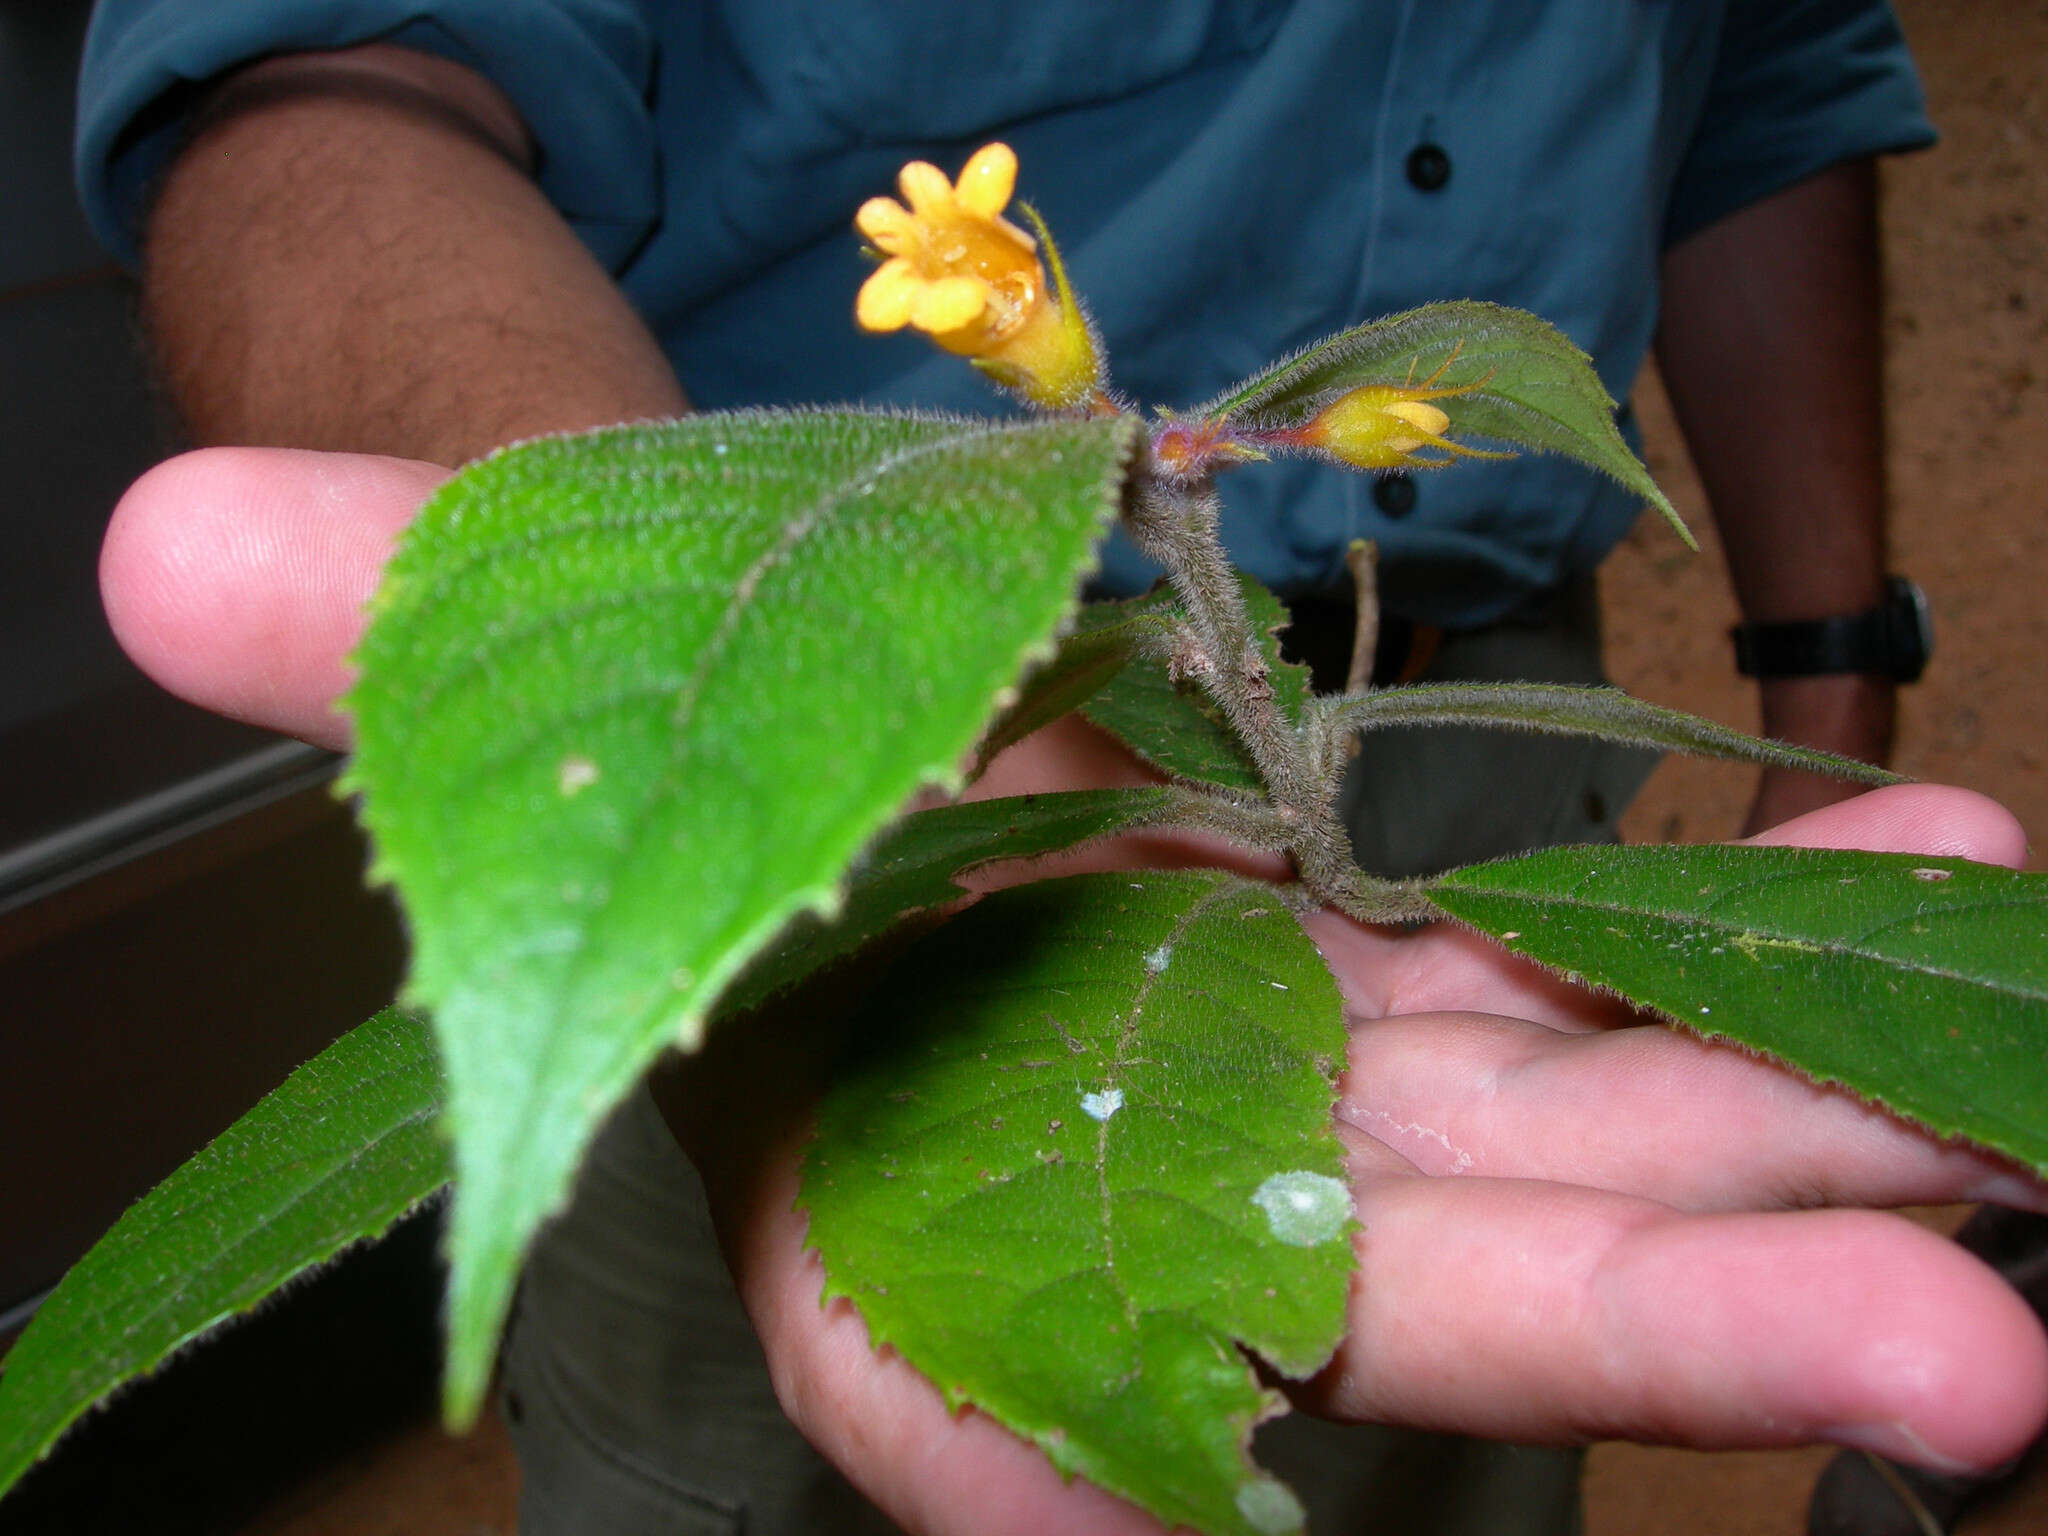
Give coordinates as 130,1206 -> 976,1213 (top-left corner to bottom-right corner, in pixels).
1251,1171 -> 1350,1247
1912,867 -> 1953,882
1080,1088 -> 1124,1122
1235,1476 -> 1306,1535
557,755 -> 600,796
1143,944 -> 1172,974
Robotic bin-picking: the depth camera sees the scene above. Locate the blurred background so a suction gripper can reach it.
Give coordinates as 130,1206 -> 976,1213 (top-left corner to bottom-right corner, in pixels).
0,0 -> 2040,1531
1594,1 -> 2048,1528
1607,0 -> 2048,863
0,4 -> 417,1532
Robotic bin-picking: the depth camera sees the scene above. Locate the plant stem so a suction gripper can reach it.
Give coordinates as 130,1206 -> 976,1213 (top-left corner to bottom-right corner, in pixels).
1123,469 -> 1381,910
1342,539 -> 1379,699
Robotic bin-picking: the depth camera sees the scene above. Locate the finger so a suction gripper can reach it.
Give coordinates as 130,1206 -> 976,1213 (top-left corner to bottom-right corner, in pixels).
724,1144 -> 1177,1536
1300,780 -> 2035,1028
1310,1170 -> 2048,1472
1302,908 -> 1641,1033
100,447 -> 446,749
1337,1010 -> 2048,1212
1745,782 -> 2029,868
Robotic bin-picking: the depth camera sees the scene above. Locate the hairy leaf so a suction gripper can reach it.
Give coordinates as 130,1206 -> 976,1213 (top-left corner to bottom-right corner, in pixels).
974,611 -> 1171,769
1076,576 -> 1312,794
1429,845 -> 2048,1174
341,410 -> 1138,1420
1320,683 -> 1901,785
716,787 -> 1176,1018
0,1010 -> 447,1499
803,872 -> 1352,1536
1197,301 -> 1689,542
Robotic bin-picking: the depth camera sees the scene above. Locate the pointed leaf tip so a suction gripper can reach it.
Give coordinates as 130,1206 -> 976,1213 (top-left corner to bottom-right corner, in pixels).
1198,301 -> 1693,547
341,411 -> 1138,1413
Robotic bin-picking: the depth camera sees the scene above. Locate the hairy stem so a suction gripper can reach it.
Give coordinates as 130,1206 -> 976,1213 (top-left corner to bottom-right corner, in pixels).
1123,468 -> 1371,907
1343,539 -> 1379,699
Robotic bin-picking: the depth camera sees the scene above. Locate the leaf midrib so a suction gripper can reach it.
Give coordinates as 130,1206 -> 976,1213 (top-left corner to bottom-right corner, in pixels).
1469,872 -> 2048,1000
7,1094 -> 442,1416
491,422 -> 1076,1179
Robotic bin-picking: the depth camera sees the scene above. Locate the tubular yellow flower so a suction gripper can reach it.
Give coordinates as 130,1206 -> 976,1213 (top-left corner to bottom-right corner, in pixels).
855,143 -> 1102,410
1290,352 -> 1512,471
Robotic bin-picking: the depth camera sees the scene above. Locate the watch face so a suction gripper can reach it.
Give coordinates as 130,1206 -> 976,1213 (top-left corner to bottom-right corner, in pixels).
1887,575 -> 1933,683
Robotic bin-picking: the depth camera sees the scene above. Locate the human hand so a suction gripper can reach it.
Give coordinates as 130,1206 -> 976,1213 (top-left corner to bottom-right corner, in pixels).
104,448 -> 2048,1536
681,784 -> 2043,1535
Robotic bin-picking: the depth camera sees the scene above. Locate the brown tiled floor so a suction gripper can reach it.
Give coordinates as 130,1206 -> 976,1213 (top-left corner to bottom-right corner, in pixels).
222,1418 -> 2048,1536
237,1412 -> 517,1536
232,1416 -> 2048,1536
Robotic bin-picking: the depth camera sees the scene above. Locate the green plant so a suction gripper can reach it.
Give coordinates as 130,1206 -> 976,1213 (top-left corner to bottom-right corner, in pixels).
4,144 -> 2045,1535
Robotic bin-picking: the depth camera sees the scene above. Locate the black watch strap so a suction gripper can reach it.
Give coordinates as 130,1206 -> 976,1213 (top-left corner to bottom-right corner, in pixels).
1731,575 -> 1932,683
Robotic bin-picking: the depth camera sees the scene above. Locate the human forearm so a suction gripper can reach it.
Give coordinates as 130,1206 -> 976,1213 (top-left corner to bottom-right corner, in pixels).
1655,160 -> 1896,823
142,44 -> 685,467
1657,160 -> 1889,628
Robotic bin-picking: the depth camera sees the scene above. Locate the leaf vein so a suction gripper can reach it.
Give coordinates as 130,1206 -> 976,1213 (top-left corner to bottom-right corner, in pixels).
53,1100 -> 443,1350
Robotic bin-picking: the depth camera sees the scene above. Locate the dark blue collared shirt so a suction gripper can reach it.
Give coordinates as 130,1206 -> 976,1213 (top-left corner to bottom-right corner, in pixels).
77,0 -> 1932,623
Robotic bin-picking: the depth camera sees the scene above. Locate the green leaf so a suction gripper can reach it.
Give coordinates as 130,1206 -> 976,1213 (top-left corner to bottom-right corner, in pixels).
716,787 -> 1177,1018
803,871 -> 1352,1536
1321,682 -> 1902,785
973,610 -> 1170,769
0,1010 -> 447,1500
1196,301 -> 1691,544
341,410 -> 1137,1422
1077,576 -> 1312,794
1428,844 -> 2048,1174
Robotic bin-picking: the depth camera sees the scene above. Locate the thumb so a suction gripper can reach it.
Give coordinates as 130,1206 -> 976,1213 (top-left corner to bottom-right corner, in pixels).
100,447 -> 448,750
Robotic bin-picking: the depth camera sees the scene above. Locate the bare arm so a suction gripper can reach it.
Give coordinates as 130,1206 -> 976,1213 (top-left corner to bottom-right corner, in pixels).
142,43 -> 686,466
1655,159 -> 1895,833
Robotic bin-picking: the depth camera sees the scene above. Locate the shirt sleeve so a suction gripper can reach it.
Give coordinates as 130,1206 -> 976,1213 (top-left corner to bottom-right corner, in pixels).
75,0 -> 661,270
1664,0 -> 1935,246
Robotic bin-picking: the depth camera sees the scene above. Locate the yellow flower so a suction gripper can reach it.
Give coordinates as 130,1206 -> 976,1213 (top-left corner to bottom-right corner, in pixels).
1290,352 -> 1512,470
855,143 -> 1102,410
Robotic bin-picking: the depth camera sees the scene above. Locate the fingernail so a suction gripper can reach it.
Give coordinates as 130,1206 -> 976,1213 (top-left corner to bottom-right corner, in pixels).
1819,1420 -> 1978,1476
1964,1170 -> 2048,1213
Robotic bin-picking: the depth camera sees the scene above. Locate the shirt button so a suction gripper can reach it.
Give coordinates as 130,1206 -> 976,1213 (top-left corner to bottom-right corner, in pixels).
1373,472 -> 1418,517
1405,142 -> 1451,192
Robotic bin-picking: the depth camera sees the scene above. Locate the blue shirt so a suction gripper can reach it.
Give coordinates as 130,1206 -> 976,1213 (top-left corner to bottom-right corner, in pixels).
76,0 -> 1932,625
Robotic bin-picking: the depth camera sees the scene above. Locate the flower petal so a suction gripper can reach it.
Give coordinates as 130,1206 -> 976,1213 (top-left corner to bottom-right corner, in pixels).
855,259 -> 921,332
911,275 -> 990,335
955,143 -> 1017,219
990,213 -> 1037,253
1386,400 -> 1451,436
854,197 -> 916,252
897,161 -> 954,218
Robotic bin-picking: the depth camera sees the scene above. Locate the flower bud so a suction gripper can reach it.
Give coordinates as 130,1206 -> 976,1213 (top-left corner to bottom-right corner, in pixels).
1287,354 -> 1510,470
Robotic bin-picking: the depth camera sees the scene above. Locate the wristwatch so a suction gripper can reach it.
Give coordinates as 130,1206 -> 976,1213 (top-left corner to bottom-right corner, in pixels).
1731,575 -> 1932,683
